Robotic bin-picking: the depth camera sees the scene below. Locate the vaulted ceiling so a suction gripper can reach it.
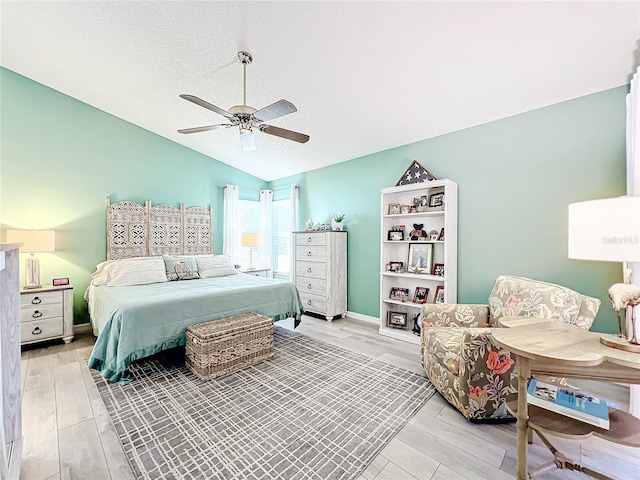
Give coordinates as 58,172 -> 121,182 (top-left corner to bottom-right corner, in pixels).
2,1 -> 639,181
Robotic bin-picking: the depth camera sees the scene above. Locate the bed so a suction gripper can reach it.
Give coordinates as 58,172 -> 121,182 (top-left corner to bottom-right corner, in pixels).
87,198 -> 304,383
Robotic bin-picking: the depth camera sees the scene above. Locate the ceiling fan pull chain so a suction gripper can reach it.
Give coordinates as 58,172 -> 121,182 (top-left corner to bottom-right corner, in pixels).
243,61 -> 247,107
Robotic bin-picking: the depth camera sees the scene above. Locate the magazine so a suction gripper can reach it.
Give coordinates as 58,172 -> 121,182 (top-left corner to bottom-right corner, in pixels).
527,379 -> 610,429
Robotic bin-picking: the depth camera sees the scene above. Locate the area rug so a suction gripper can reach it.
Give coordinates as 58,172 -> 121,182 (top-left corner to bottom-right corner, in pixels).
92,327 -> 435,480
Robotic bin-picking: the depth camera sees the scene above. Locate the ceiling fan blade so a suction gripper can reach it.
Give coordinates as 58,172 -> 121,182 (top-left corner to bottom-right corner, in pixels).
253,99 -> 297,122
177,124 -> 232,134
240,129 -> 256,151
179,94 -> 235,120
259,124 -> 310,144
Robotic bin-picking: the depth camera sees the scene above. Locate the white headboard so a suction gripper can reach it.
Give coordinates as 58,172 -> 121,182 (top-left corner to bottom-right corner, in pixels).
106,198 -> 213,260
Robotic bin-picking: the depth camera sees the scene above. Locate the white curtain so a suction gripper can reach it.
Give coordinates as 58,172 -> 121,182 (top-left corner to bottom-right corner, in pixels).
223,185 -> 240,261
260,190 -> 273,271
289,184 -> 300,278
627,66 -> 640,418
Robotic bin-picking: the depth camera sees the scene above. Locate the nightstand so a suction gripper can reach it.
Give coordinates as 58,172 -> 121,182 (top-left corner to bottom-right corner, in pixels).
239,268 -> 271,277
20,285 -> 74,345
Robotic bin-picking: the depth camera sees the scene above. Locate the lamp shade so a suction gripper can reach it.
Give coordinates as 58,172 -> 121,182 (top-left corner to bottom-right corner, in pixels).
6,229 -> 56,253
568,197 -> 640,262
241,232 -> 260,247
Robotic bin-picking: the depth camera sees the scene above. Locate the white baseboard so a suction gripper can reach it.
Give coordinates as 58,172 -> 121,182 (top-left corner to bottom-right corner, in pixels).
346,311 -> 379,325
73,323 -> 92,334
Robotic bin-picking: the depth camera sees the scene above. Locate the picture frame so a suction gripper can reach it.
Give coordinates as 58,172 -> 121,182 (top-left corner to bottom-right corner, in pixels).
388,230 -> 403,241
427,186 -> 445,212
407,243 -> 433,274
413,287 -> 429,304
434,285 -> 445,304
432,263 -> 445,276
438,228 -> 445,241
400,205 -> 410,214
409,205 -> 418,214
388,203 -> 400,215
387,311 -> 408,329
388,261 -> 404,273
390,286 -> 410,302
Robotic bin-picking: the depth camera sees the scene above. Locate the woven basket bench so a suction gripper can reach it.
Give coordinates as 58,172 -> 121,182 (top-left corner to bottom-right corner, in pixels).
185,312 -> 274,382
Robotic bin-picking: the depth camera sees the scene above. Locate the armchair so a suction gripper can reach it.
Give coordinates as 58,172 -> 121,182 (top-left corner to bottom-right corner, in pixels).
420,275 -> 600,421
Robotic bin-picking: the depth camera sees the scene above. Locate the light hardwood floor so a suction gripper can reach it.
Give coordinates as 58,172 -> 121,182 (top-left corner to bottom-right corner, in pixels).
19,315 -> 639,480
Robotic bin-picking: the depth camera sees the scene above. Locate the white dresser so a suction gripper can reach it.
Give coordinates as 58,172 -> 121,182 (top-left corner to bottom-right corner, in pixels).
293,231 -> 347,321
20,285 -> 74,345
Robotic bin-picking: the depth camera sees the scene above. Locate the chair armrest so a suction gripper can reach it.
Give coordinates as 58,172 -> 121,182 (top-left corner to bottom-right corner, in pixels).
421,304 -> 490,328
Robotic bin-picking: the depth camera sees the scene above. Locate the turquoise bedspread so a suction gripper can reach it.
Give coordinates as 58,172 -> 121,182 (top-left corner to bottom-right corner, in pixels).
87,274 -> 303,383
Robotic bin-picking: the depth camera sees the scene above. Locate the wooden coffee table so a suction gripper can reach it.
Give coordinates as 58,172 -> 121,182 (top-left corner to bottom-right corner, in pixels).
492,317 -> 640,480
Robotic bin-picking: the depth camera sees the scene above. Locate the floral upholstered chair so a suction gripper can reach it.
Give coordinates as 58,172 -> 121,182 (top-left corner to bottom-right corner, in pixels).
420,275 -> 601,421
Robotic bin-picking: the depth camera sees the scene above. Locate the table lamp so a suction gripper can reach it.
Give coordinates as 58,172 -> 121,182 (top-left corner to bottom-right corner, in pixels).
241,232 -> 260,270
6,229 -> 56,289
568,196 -> 640,351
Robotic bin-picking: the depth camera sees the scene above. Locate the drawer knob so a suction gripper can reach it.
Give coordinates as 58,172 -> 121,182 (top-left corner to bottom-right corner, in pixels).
32,311 -> 43,319
307,251 -> 312,256
32,327 -> 42,336
307,267 -> 312,273
307,300 -> 312,305
31,297 -> 42,305
307,237 -> 312,242
307,284 -> 312,289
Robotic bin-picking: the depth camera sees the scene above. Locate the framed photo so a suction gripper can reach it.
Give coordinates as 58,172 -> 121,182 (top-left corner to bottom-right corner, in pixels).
407,243 -> 433,273
400,205 -> 410,214
432,263 -> 445,276
438,228 -> 445,241
390,287 -> 410,302
409,205 -> 418,213
388,230 -> 403,241
387,311 -> 408,329
413,287 -> 429,304
388,203 -> 400,215
388,261 -> 404,273
434,285 -> 445,304
427,186 -> 445,212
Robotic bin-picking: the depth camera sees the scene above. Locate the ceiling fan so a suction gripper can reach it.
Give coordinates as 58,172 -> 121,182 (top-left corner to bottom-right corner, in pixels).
178,51 -> 310,151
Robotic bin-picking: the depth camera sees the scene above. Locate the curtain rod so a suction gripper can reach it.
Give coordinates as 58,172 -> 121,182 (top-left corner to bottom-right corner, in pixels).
217,184 -> 298,194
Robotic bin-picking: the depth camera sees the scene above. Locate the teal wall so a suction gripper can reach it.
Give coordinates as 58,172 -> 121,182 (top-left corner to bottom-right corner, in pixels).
1,67 -> 628,333
0,68 -> 267,323
272,86 -> 628,333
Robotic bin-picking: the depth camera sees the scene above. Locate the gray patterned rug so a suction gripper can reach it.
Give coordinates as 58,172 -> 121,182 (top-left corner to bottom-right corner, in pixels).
92,327 -> 435,480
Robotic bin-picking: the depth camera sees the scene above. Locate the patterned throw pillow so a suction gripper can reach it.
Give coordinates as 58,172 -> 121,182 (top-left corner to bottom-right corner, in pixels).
163,256 -> 200,281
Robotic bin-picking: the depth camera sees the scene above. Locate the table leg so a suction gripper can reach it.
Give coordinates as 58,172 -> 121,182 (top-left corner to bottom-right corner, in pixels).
516,355 -> 531,480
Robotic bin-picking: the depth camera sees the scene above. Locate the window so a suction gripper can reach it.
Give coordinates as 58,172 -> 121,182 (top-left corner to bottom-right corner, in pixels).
272,198 -> 291,274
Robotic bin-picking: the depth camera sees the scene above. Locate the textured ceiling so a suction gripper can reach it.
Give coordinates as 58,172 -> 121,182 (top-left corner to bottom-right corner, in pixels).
1,1 -> 639,181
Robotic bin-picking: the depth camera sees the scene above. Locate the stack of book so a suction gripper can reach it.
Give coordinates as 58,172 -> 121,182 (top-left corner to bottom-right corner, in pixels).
527,379 -> 610,429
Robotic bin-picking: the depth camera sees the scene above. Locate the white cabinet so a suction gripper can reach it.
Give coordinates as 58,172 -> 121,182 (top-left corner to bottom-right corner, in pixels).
20,285 -> 74,345
379,180 -> 457,344
293,231 -> 347,321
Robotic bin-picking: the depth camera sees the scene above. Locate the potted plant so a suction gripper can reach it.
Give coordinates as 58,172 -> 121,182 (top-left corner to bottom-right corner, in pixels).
331,214 -> 345,231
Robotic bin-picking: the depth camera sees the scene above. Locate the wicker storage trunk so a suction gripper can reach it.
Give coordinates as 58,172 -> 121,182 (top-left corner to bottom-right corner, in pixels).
185,312 -> 274,381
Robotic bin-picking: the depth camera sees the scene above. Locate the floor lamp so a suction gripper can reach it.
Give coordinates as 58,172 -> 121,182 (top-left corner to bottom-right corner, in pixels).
568,196 -> 640,351
241,232 -> 260,270
6,229 -> 56,289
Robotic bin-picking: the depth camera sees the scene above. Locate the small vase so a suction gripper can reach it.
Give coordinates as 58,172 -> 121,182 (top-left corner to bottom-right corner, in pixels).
331,217 -> 344,231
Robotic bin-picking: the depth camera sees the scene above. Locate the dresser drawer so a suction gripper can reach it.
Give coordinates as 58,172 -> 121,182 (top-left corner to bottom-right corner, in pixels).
21,303 -> 63,323
295,233 -> 326,246
296,277 -> 327,296
300,293 -> 327,314
21,318 -> 64,343
296,261 -> 327,280
21,290 -> 62,308
295,245 -> 326,262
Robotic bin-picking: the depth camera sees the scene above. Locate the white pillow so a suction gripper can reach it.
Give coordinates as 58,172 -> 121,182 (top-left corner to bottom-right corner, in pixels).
91,256 -> 168,286
197,255 -> 238,278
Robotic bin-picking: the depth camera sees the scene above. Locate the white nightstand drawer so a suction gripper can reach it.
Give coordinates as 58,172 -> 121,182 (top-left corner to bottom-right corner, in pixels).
295,233 -> 327,246
295,245 -> 326,262
296,277 -> 326,296
20,290 -> 62,308
300,293 -> 327,314
21,318 -> 64,343
296,261 -> 327,280
21,304 -> 63,323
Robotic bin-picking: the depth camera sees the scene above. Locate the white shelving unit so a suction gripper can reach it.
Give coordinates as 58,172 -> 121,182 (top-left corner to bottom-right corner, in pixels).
379,179 -> 458,344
